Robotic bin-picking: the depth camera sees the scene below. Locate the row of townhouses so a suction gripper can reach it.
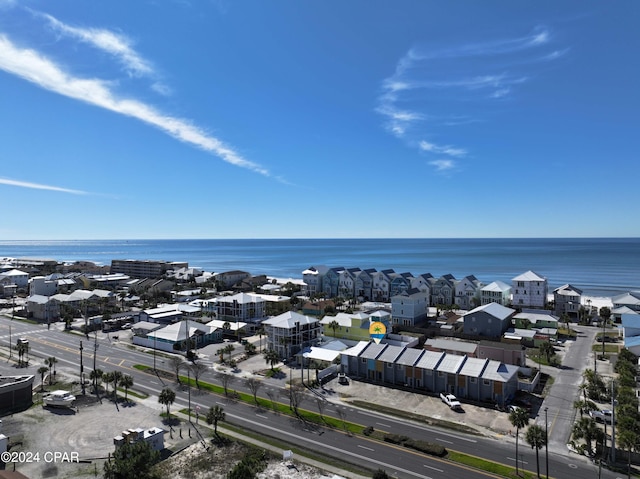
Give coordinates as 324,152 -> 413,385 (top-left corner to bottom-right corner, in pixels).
303,266 -> 590,319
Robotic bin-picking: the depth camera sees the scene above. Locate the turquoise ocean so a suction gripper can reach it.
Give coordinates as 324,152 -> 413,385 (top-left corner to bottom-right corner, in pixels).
1,238 -> 639,297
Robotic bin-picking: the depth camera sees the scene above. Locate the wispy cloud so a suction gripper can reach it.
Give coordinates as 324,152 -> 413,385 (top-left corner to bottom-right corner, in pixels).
0,177 -> 87,195
377,26 -> 565,173
428,160 -> 456,172
37,11 -> 153,78
419,141 -> 466,158
0,34 -> 272,178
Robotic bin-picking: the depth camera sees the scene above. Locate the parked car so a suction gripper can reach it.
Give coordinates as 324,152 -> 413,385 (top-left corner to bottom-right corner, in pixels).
440,392 -> 463,411
589,409 -> 614,424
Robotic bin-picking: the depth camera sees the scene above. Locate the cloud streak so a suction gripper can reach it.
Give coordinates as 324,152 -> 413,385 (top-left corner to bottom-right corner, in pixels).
0,177 -> 87,195
377,26 -> 565,174
37,11 -> 153,78
0,34 -> 272,178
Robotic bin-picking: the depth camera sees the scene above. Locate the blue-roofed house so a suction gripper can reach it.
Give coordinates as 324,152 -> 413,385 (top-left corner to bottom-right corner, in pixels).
622,314 -> 640,356
463,302 -> 516,338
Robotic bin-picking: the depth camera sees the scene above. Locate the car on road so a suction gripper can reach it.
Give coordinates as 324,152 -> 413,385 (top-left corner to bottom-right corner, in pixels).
589,409 -> 614,424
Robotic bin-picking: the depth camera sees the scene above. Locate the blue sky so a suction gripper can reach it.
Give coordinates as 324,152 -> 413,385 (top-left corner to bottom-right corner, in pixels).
0,1 -> 638,240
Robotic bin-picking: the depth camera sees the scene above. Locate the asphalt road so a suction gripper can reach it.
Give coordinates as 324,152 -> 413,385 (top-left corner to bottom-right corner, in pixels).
0,315 -> 624,479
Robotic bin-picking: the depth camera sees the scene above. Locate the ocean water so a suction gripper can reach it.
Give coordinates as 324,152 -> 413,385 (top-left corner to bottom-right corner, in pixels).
1,238 -> 639,297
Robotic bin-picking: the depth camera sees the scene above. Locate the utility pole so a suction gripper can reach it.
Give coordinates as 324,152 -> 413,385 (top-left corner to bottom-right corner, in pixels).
79,341 -> 85,395
9,295 -> 14,359
92,335 -> 99,390
544,406 -> 549,479
610,379 -> 616,464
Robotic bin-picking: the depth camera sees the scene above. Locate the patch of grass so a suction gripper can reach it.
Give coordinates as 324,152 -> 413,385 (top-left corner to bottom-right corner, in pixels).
592,344 -> 620,353
117,387 -> 148,399
446,450 -> 538,478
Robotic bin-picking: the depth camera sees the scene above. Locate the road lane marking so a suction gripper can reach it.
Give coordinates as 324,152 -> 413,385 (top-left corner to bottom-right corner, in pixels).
358,445 -> 374,451
435,438 -> 453,444
424,464 -> 443,472
507,457 -> 528,464
376,422 -> 391,428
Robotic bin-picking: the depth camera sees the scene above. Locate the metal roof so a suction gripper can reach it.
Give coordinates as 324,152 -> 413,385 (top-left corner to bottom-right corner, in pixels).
435,354 -> 466,374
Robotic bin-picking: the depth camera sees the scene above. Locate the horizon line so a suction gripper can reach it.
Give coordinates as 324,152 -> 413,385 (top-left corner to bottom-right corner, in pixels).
2,236 -> 639,242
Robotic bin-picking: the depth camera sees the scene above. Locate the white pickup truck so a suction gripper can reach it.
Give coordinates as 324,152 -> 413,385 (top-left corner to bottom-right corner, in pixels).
440,392 -> 462,410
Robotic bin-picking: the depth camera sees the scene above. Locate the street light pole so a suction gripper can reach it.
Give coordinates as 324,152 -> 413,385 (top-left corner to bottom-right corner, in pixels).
544,407 -> 549,479
79,340 -> 85,395
92,335 -> 99,390
9,295 -> 14,359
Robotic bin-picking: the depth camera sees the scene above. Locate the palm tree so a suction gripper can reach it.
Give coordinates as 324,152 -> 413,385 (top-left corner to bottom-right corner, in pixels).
117,290 -> 128,312
257,326 -> 265,353
572,417 -> 600,456
508,407 -> 530,476
327,319 -> 340,338
224,344 -> 235,363
573,398 -> 597,418
111,371 -> 122,398
120,375 -> 134,401
538,341 -> 554,363
618,429 -> 638,479
158,388 -> 176,417
263,349 -> 279,371
90,368 -> 104,393
45,357 -> 58,385
206,405 -> 225,437
103,372 -> 114,395
525,424 -> 547,478
37,366 -> 48,391
16,341 -> 27,366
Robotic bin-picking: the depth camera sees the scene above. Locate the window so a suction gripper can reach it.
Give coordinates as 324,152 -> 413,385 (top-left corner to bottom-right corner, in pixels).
470,377 -> 477,383
361,358 -> 366,364
387,363 -> 392,368
483,379 -> 490,385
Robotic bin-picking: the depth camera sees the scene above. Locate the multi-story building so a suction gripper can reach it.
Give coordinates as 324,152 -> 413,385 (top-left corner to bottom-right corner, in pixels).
355,268 -> 376,301
389,272 -> 414,297
372,269 -> 395,302
207,292 -> 266,326
430,274 -> 456,306
302,265 -> 329,297
263,311 -> 320,359
454,275 -> 484,310
338,268 -> 360,299
322,267 -> 345,298
462,302 -> 516,338
511,270 -> 548,309
480,281 -> 512,306
110,259 -> 187,279
553,284 -> 582,319
391,288 -> 429,326
341,342 -> 519,405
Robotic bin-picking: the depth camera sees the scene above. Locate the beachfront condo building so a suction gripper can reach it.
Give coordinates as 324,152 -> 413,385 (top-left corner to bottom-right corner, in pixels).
511,270 -> 548,309
553,284 -> 583,319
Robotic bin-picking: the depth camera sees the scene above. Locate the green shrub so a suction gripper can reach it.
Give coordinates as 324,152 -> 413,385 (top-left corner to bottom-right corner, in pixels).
383,434 -> 446,457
